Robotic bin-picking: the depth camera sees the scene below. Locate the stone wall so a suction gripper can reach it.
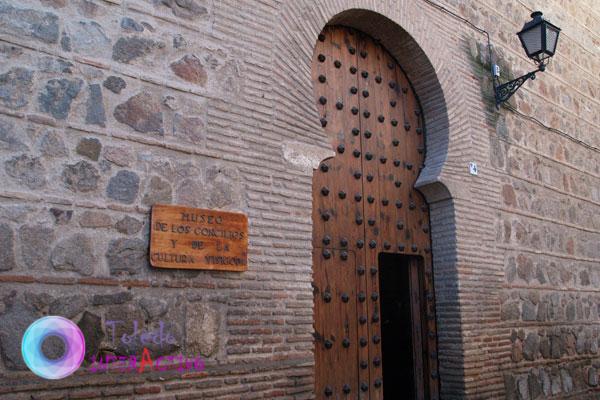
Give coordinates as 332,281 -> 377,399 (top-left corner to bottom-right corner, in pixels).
0,0 -> 314,398
0,0 -> 598,399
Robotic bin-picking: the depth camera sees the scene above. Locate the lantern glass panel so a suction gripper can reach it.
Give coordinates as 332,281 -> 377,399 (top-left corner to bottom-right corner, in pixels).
519,25 -> 543,57
546,25 -> 560,54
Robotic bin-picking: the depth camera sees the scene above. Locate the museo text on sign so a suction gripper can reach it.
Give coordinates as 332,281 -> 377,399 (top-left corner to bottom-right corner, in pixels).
150,204 -> 248,271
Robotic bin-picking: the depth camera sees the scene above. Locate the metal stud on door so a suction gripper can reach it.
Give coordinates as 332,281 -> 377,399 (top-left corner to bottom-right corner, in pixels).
312,26 -> 439,400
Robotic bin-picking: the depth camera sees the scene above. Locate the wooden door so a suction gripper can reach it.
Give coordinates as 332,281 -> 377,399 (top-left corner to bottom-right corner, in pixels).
312,26 -> 439,399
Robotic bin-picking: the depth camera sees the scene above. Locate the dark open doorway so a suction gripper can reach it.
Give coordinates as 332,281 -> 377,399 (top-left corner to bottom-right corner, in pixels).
379,253 -> 428,400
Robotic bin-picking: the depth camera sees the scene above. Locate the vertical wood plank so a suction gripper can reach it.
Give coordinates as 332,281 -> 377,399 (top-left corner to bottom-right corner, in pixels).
409,258 -> 426,400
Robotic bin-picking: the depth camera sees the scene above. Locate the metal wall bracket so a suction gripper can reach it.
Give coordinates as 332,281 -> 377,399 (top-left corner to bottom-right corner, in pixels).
494,65 -> 544,108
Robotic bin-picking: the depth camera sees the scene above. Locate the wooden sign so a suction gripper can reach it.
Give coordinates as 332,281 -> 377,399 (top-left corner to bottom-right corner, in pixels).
150,204 -> 248,271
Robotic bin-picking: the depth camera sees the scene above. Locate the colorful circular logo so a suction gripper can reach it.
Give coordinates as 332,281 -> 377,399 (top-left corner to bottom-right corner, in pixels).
21,316 -> 85,380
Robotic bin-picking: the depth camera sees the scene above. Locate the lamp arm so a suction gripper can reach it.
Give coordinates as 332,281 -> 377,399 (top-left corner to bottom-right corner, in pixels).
494,65 -> 544,108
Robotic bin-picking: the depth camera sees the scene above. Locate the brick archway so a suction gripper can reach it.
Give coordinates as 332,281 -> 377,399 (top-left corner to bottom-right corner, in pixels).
311,25 -> 440,399
273,3 -> 466,398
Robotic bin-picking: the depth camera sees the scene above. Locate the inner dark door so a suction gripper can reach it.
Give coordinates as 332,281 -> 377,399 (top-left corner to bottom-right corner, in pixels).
379,254 -> 427,400
311,26 -> 439,400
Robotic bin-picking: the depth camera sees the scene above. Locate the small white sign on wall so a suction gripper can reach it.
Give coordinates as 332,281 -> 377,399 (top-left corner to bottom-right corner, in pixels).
469,162 -> 479,176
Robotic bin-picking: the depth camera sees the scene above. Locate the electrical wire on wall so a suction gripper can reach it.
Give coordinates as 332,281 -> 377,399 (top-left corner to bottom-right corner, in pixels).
421,0 -> 600,154
504,104 -> 599,153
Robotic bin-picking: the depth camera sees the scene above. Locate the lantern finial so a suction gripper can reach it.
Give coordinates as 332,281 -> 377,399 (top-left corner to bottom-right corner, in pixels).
531,11 -> 542,19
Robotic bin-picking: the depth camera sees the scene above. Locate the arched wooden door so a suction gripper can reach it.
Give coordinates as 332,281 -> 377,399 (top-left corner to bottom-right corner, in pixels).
312,26 -> 439,400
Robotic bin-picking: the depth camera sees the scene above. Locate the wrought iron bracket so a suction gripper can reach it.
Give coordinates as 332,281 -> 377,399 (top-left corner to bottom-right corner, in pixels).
494,65 -> 544,108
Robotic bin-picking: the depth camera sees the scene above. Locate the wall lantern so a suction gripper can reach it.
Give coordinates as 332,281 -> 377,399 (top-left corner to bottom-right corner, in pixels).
494,11 -> 561,108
